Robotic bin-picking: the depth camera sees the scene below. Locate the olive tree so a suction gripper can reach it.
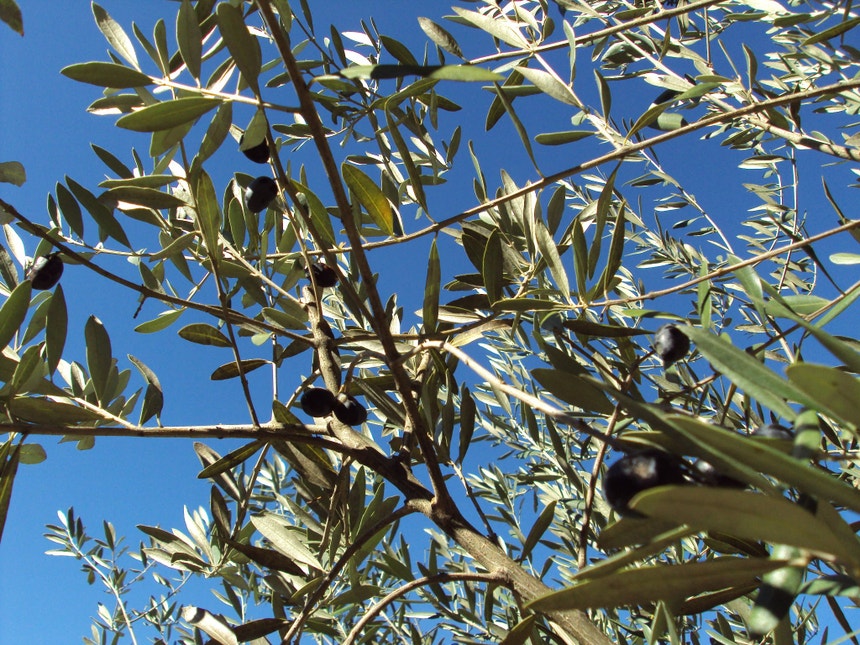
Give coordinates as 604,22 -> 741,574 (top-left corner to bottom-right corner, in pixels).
1,0 -> 860,643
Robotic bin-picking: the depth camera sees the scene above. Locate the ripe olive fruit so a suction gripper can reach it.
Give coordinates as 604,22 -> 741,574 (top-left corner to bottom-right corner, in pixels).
26,253 -> 63,290
603,449 -> 686,515
244,176 -> 278,213
239,133 -> 270,164
750,423 -> 793,440
300,387 -> 336,417
653,323 -> 690,367
692,459 -> 745,488
305,263 -> 338,288
333,395 -> 367,426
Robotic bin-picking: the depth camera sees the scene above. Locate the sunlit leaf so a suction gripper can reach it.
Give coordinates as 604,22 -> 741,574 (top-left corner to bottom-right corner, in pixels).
679,326 -> 814,420
92,3 -> 138,68
342,163 -> 394,236
632,487 -> 858,563
528,557 -> 785,611
116,97 -> 221,132
418,16 -> 463,57
786,363 -> 860,429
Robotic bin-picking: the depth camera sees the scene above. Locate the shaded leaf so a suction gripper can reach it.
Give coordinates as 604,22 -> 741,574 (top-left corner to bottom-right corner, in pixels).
0,0 -> 23,35
45,285 -> 67,376
176,0 -> 202,80
210,358 -> 268,380
61,62 -> 151,88
0,280 -> 31,349
423,238 -> 440,333
198,440 -> 265,478
0,161 -> 25,186
178,323 -> 231,347
85,316 -> 112,404
0,441 -> 21,544
216,2 -> 261,93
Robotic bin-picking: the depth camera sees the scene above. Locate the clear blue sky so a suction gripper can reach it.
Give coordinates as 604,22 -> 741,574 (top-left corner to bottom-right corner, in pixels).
1,1 -> 858,643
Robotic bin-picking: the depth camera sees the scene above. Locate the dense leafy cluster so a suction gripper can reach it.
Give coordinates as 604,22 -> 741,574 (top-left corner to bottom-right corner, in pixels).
2,0 -> 860,643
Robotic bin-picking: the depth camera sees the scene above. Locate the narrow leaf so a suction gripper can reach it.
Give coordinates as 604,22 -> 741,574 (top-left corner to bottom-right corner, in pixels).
423,238 -> 440,333
0,280 -> 31,349
679,326 -> 814,420
116,97 -> 221,132
178,323 -> 231,347
92,3 -> 138,68
342,164 -> 394,235
528,557 -> 785,611
85,316 -> 112,404
632,487 -> 857,563
216,2 -> 261,93
176,0 -> 202,81
210,358 -> 268,380
45,285 -> 67,375
61,62 -> 151,88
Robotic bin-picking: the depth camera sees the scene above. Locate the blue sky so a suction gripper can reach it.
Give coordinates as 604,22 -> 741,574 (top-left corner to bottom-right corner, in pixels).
1,1 -> 859,643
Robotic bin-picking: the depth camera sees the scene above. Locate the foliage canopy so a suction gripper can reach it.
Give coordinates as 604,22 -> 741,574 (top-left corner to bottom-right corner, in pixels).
2,0 -> 860,643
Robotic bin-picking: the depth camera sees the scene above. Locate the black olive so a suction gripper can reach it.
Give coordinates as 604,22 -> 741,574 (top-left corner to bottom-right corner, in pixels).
692,459 -> 745,488
603,449 -> 686,515
333,395 -> 367,426
653,323 -> 690,367
305,263 -> 339,288
750,423 -> 793,440
244,176 -> 278,213
300,388 -> 336,417
239,133 -> 270,164
26,253 -> 63,290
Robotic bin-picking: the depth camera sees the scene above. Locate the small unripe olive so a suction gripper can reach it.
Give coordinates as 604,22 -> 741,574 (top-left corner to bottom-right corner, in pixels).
603,449 -> 686,515
26,253 -> 63,290
244,176 -> 278,213
653,323 -> 690,367
239,133 -> 270,164
333,395 -> 367,426
300,388 -> 336,417
305,263 -> 338,288
750,423 -> 793,440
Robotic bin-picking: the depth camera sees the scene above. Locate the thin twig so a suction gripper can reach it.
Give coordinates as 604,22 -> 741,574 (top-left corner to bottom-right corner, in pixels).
340,571 -> 508,645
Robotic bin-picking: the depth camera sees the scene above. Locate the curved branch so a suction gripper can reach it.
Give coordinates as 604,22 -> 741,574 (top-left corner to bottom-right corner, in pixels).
341,571 -> 508,645
281,504 -> 418,643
